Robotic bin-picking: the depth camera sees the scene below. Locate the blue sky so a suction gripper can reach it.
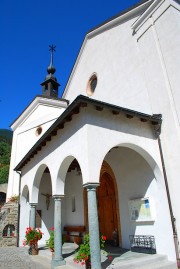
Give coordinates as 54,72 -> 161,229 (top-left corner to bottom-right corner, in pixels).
0,0 -> 140,130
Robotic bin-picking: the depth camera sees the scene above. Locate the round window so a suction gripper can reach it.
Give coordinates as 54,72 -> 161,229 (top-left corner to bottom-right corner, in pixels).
35,126 -> 42,136
87,74 -> 97,96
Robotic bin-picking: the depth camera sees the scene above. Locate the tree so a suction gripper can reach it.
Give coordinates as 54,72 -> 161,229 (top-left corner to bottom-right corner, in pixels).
0,141 -> 11,184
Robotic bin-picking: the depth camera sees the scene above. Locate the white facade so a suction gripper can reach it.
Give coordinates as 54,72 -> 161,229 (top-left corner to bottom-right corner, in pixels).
7,0 -> 180,265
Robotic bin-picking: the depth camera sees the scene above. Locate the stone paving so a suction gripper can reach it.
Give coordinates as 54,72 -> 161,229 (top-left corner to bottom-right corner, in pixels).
0,244 -> 177,269
0,247 -> 49,269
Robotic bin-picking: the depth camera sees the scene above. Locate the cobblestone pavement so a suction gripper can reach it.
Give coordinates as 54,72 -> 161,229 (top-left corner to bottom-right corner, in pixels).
0,247 -> 50,269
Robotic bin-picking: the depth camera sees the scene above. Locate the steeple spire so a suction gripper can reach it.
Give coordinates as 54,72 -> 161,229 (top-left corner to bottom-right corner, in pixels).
41,45 -> 60,98
47,45 -> 56,74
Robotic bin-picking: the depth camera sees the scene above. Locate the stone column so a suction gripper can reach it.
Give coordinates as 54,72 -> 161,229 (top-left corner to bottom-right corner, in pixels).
29,203 -> 37,229
51,195 -> 66,269
84,183 -> 101,269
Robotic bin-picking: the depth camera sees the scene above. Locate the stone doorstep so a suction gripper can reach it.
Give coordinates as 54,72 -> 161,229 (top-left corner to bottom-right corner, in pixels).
111,254 -> 177,269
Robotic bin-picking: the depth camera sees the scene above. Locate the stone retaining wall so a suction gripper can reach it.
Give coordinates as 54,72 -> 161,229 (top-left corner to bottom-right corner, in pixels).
0,202 -> 18,247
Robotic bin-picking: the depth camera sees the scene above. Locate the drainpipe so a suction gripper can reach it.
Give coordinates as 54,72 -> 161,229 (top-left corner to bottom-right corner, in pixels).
16,170 -> 21,247
158,137 -> 180,265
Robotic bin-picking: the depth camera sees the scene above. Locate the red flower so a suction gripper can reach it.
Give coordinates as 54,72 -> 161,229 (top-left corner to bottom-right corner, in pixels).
108,256 -> 113,261
102,235 -> 107,241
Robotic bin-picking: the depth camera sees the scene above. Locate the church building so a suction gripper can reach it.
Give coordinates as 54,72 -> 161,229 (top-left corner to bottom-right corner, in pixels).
7,0 -> 180,268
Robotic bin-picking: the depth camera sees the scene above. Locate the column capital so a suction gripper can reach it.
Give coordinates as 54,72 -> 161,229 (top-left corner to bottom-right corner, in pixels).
53,195 -> 64,201
29,203 -> 37,207
83,182 -> 100,190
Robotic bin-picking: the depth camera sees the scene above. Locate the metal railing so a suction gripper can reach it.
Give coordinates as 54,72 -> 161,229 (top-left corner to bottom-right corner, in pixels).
129,235 -> 156,254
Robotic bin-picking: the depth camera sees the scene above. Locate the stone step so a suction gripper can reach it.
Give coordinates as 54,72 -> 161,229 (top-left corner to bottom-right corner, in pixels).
112,254 -> 177,269
138,260 -> 177,269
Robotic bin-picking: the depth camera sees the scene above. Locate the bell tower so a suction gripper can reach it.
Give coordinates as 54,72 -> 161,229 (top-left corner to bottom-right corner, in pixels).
41,45 -> 60,98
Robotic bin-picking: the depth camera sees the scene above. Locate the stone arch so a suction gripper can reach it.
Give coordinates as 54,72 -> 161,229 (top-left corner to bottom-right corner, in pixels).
62,156 -> 84,227
3,224 -> 15,237
32,164 -> 52,203
98,142 -> 174,256
100,142 -> 162,184
55,155 -> 83,195
0,192 -> 6,206
119,143 -> 161,179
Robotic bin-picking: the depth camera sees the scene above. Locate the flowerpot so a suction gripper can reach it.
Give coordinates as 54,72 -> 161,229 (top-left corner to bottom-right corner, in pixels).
29,241 -> 38,255
50,248 -> 54,258
85,260 -> 91,269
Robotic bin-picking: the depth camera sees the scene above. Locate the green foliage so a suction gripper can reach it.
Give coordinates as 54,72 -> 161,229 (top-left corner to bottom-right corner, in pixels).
0,164 -> 9,184
0,142 -> 11,164
0,141 -> 11,184
46,228 -> 65,250
46,229 -> 54,249
74,233 -> 106,265
23,227 -> 43,245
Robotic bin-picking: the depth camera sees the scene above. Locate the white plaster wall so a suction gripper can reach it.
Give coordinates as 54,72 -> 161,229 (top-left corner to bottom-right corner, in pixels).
155,5 -> 180,123
135,1 -> 180,241
19,173 -> 54,247
19,194 -> 30,246
105,147 -> 175,261
63,171 -> 84,227
7,101 -> 66,199
64,17 -> 152,115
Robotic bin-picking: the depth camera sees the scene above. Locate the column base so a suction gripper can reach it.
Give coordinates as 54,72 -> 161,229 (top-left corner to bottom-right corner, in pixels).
51,258 -> 66,269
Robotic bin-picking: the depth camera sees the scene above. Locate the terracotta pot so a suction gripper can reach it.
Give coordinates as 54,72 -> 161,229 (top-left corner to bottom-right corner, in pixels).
29,241 -> 38,255
50,248 -> 54,258
85,260 -> 91,269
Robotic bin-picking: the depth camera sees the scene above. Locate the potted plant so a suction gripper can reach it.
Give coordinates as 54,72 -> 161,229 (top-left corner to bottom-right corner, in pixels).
46,227 -> 54,252
73,233 -> 106,269
23,227 -> 43,255
8,194 -> 19,203
46,227 -> 65,255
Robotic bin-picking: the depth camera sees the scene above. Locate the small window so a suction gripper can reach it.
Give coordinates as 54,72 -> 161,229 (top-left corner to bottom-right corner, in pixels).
87,74 -> 97,96
3,224 -> 15,237
35,126 -> 42,136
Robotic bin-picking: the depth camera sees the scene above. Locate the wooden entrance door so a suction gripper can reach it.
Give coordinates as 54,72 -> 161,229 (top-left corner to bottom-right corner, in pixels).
97,172 -> 118,241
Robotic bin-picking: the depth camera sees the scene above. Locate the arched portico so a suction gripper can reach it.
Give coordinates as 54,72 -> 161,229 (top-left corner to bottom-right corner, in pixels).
96,144 -> 176,260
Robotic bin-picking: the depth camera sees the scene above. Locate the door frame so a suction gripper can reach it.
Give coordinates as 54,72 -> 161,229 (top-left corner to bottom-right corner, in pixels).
84,160 -> 121,246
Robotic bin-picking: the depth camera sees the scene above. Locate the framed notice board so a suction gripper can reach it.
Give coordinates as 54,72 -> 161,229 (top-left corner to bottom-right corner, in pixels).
128,198 -> 154,222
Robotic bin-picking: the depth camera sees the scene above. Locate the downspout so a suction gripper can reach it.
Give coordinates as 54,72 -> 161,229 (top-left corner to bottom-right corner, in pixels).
158,136 -> 180,265
16,170 -> 21,247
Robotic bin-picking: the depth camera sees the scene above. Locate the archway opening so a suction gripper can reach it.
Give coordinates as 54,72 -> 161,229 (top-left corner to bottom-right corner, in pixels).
0,192 -> 6,207
97,170 -> 118,244
62,158 -> 84,244
37,166 -> 53,245
3,224 -> 15,237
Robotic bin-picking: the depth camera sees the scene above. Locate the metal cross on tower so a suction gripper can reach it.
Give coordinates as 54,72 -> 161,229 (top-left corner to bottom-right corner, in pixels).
49,44 -> 56,65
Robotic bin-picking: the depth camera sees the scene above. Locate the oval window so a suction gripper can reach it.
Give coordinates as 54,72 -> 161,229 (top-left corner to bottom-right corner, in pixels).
87,74 -> 97,96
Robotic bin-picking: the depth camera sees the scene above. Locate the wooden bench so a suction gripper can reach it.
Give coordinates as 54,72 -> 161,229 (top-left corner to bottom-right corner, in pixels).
64,226 -> 85,244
